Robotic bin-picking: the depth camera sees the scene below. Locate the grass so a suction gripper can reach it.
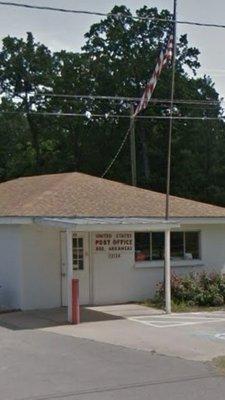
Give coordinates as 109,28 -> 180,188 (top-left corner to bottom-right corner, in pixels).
212,356 -> 225,375
142,299 -> 225,313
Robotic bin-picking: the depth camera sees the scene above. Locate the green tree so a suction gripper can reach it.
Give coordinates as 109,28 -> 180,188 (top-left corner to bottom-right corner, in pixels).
0,32 -> 54,171
0,5 -> 225,207
0,99 -> 34,180
79,5 -> 222,201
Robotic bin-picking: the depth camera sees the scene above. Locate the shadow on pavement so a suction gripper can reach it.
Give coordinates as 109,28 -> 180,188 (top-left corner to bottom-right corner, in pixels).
0,306 -> 122,330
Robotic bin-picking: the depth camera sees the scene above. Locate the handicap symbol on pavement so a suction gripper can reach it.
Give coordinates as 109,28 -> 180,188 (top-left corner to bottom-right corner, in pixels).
215,333 -> 225,340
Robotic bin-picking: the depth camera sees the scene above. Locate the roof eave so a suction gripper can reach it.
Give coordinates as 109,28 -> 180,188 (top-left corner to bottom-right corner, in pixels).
34,217 -> 180,231
0,217 -> 33,224
0,216 -> 225,227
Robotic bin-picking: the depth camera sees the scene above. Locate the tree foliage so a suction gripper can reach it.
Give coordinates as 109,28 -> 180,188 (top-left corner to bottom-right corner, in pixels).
0,5 -> 225,206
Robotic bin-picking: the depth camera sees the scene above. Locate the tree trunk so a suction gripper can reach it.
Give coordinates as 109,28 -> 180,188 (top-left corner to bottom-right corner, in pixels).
139,126 -> 150,181
69,121 -> 80,171
26,113 -> 41,172
24,94 -> 41,172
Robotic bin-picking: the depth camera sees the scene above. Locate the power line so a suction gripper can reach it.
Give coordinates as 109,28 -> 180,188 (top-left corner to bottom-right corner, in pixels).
1,108 -> 223,180
39,93 -> 150,102
0,111 -> 224,121
177,20 -> 225,30
1,2 -> 225,30
101,126 -> 132,178
37,93 -> 223,106
0,1 -> 165,20
0,1 -> 111,18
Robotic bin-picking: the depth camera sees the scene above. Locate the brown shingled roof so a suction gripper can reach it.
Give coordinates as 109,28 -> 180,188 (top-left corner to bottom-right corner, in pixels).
0,172 -> 225,218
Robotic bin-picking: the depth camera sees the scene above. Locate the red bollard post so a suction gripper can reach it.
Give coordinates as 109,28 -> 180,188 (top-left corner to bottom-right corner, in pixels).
72,278 -> 80,324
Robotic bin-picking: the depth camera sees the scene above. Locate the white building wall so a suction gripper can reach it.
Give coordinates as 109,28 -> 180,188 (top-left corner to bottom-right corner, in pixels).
0,225 -> 22,309
21,224 -> 61,310
1,221 -> 225,310
201,224 -> 225,272
91,224 -> 225,304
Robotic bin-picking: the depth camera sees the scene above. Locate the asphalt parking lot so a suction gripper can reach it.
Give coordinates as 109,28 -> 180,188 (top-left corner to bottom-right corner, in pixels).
1,305 -> 225,400
0,313 -> 225,400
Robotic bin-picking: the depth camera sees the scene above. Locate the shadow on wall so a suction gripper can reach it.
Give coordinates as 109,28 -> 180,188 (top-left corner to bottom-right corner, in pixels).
0,306 -> 122,330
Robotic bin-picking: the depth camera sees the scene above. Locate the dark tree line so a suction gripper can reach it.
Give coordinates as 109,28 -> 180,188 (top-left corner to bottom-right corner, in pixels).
0,5 -> 225,206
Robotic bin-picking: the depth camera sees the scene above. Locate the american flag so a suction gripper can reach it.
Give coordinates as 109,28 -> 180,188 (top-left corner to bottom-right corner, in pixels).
134,32 -> 174,117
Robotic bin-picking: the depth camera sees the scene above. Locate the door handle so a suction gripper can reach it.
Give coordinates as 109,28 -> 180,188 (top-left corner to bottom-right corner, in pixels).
61,273 -> 66,277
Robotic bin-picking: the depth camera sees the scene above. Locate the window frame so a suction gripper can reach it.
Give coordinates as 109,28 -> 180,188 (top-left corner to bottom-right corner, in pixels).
72,235 -> 84,271
150,232 -> 165,261
134,230 -> 201,266
134,232 -> 151,262
184,230 -> 201,260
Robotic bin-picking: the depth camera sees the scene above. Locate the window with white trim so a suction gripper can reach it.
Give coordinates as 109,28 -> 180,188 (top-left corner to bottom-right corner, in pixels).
135,231 -> 200,262
72,236 -> 84,270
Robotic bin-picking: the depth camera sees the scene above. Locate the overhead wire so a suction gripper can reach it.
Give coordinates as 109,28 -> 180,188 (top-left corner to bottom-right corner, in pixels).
1,2 -> 225,30
101,125 -> 132,178
0,1 -> 166,19
1,1 -> 225,178
0,111 -> 224,121
36,93 -> 223,106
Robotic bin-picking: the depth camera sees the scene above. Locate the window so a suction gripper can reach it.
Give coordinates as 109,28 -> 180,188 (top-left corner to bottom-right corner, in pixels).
171,232 -> 184,259
185,231 -> 200,260
135,232 -> 150,261
135,231 -> 200,262
152,232 -> 164,260
73,236 -> 84,270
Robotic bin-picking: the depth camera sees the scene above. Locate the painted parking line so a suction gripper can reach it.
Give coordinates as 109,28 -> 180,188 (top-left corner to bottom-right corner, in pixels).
128,314 -> 225,328
215,333 -> 225,340
128,314 -> 225,320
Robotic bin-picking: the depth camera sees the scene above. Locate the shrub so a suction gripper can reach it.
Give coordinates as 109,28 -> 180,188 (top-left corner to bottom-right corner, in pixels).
155,271 -> 225,308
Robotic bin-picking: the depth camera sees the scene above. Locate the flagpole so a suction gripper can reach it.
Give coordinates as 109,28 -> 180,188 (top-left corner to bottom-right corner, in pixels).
164,0 -> 177,314
166,0 -> 177,220
130,104 -> 137,186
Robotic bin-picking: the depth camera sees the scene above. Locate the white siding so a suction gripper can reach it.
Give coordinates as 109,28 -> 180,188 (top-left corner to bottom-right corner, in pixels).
92,231 -> 166,304
21,225 -> 61,310
0,225 -> 22,309
201,224 -> 225,272
1,221 -> 225,310
91,224 -> 225,304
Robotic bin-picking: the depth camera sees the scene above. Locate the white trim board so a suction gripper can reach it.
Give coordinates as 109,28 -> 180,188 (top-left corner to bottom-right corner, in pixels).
1,215 -> 225,227
34,217 -> 180,231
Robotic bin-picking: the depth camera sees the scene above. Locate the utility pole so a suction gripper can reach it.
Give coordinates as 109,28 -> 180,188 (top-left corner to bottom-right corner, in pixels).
164,0 -> 177,314
130,104 -> 137,186
166,0 -> 177,220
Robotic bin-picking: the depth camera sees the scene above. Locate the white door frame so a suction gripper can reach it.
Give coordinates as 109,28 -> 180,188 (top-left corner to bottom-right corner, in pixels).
72,232 -> 90,305
64,230 -> 73,322
88,232 -> 94,305
60,230 -> 92,321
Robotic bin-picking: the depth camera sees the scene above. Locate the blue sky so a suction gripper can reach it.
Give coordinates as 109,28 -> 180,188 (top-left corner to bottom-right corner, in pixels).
1,0 -> 225,98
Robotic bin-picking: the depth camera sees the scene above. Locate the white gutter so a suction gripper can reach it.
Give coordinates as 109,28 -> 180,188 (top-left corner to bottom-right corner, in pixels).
0,217 -> 33,224
172,217 -> 225,225
0,216 -> 225,226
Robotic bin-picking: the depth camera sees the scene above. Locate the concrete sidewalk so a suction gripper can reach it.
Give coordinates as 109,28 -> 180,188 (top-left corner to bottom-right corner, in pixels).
42,306 -> 225,362
0,304 -> 161,330
88,303 -> 164,317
